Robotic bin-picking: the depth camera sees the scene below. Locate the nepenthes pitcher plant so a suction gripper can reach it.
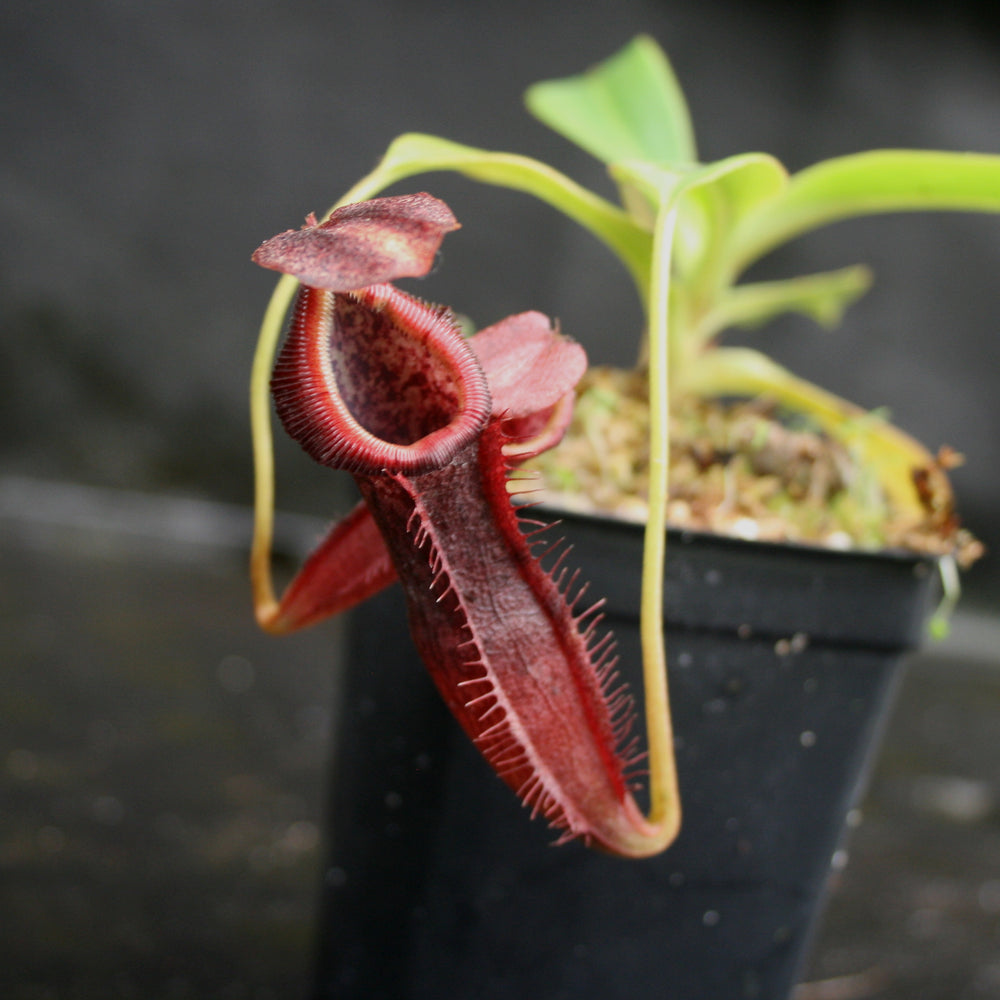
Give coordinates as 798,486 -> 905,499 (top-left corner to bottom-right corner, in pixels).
249,193 -> 680,858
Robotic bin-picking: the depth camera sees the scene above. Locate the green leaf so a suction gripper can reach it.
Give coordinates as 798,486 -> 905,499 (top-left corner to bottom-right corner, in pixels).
696,264 -> 872,341
730,150 -> 1000,274
611,153 -> 787,288
525,35 -> 697,166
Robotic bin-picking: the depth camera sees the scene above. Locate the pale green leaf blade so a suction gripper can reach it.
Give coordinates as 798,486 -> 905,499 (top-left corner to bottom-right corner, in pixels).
611,153 -> 787,282
730,150 -> 1000,272
525,35 -> 697,166
697,264 -> 873,341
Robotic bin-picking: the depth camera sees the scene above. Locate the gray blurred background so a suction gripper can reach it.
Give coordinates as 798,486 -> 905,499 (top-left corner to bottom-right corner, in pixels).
4,0 -> 1000,580
3,1 -> 1000,998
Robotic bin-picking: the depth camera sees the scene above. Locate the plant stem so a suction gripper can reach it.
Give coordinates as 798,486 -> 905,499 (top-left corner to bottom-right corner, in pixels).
249,271 -> 299,625
639,198 -> 681,846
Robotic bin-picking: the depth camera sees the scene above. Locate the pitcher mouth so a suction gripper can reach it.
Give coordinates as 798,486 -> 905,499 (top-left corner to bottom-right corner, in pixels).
271,283 -> 492,477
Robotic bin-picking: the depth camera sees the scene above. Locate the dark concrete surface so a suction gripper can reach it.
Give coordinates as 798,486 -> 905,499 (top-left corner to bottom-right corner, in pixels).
1,478 -> 998,999
0,480 -> 338,1000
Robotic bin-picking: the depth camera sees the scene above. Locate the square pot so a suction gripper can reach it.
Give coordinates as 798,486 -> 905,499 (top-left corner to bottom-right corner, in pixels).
313,513 -> 941,999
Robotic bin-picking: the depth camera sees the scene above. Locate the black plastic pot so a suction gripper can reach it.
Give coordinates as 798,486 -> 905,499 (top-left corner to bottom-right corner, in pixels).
313,512 -> 941,1000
